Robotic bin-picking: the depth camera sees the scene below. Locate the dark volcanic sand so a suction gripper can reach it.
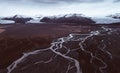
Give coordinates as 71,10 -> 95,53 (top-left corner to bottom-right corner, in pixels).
0,23 -> 120,73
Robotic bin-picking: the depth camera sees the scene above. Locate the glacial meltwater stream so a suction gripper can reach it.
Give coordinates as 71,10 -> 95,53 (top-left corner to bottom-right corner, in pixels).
6,26 -> 120,73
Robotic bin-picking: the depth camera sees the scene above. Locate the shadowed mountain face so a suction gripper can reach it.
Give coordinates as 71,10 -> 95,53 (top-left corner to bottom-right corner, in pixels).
4,27 -> 120,73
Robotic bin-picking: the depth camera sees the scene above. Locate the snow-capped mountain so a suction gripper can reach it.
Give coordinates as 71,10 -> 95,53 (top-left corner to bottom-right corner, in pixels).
0,17 -> 14,24
107,13 -> 120,19
40,13 -> 95,24
27,15 -> 43,23
92,17 -> 120,24
92,13 -> 120,24
1,15 -> 33,24
0,19 -> 14,24
12,15 -> 32,19
40,13 -> 120,24
0,14 -> 120,24
44,14 -> 87,19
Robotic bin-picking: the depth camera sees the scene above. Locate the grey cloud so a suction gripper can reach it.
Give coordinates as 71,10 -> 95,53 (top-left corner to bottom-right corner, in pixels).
114,0 -> 120,2
0,0 -> 119,4
25,0 -> 105,3
0,0 -> 107,3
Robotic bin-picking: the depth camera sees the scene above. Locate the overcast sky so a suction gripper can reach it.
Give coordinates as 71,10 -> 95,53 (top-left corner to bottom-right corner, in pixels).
0,0 -> 120,17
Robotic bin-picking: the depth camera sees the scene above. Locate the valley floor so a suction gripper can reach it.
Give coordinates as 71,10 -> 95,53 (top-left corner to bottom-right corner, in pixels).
0,23 -> 120,73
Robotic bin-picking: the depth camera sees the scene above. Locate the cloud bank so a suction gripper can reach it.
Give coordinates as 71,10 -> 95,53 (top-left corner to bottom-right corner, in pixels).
0,0 -> 120,17
0,0 -> 117,4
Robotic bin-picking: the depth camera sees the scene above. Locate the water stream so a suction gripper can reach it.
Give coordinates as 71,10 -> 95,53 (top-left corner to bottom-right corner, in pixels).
6,26 -> 119,73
